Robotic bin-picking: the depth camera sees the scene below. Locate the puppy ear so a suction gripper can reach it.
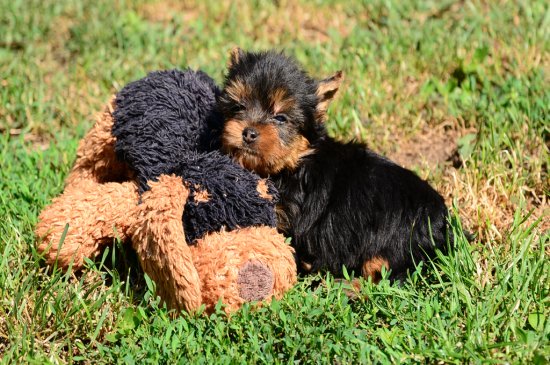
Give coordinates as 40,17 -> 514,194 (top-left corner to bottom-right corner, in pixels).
228,47 -> 245,68
316,71 -> 343,121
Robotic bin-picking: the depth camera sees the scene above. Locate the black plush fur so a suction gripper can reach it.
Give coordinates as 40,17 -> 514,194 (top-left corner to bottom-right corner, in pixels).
220,50 -> 452,281
113,69 -> 224,182
112,69 -> 278,243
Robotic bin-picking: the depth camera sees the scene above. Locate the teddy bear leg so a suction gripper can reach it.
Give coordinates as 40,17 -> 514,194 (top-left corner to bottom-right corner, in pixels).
130,175 -> 203,313
191,226 -> 297,313
36,181 -> 139,269
65,97 -> 132,187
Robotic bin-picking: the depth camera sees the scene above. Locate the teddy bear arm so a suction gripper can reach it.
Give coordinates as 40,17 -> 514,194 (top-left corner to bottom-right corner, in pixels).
35,181 -> 139,269
131,175 -> 203,312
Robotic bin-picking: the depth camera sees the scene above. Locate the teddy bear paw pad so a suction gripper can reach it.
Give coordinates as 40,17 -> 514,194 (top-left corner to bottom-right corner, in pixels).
237,260 -> 274,301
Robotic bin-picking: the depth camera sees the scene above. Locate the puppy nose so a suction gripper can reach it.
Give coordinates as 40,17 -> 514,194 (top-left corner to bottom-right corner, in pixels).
242,127 -> 259,144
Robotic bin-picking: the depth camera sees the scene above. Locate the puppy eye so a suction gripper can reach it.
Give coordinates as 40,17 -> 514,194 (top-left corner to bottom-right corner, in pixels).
273,114 -> 287,123
231,103 -> 246,113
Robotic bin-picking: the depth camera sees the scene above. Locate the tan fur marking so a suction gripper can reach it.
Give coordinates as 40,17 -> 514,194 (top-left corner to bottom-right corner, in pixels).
225,80 -> 250,102
270,88 -> 295,114
362,256 -> 389,283
256,179 -> 272,200
255,123 -> 282,156
193,185 -> 210,203
251,124 -> 311,175
221,119 -> 246,151
250,124 -> 311,176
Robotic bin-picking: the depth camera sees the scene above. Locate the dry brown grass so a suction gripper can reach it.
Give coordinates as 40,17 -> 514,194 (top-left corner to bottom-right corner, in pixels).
384,120 -> 548,244
440,167 -> 548,242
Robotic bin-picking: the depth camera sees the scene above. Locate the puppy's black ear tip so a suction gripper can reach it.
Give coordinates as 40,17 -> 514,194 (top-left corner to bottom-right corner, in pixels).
317,71 -> 344,101
333,70 -> 344,80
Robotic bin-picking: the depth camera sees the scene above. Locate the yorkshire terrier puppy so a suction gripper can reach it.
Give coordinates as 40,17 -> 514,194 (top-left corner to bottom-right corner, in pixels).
219,48 -> 451,282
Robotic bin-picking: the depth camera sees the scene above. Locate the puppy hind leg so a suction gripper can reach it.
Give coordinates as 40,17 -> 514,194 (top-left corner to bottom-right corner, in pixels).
362,256 -> 390,284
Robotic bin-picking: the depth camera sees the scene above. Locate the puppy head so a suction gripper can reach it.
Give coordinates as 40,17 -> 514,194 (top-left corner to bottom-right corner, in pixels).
218,48 -> 342,177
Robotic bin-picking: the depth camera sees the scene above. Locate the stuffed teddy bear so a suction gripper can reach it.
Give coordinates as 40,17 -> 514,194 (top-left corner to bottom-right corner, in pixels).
35,69 -> 297,314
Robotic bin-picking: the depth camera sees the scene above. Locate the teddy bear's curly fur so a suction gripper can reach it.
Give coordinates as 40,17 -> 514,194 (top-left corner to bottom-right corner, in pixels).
36,70 -> 297,314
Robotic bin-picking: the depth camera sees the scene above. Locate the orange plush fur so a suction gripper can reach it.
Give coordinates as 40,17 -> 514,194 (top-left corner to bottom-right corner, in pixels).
36,100 -> 296,314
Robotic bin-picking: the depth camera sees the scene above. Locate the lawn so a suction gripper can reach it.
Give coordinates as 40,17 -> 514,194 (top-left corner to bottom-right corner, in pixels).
0,0 -> 548,363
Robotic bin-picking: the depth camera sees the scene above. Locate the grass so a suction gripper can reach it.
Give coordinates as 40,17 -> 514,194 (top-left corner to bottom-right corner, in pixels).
1,0 -> 548,363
